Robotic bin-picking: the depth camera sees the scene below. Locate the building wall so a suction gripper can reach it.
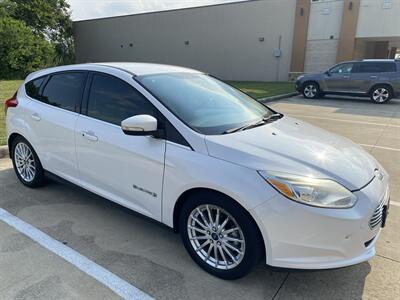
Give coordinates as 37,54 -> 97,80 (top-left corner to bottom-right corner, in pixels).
74,0 -> 296,81
357,0 -> 400,38
304,0 -> 344,72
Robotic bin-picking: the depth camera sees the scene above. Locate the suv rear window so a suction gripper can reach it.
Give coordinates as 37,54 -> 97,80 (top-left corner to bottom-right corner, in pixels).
25,77 -> 45,100
41,72 -> 86,112
354,62 -> 396,73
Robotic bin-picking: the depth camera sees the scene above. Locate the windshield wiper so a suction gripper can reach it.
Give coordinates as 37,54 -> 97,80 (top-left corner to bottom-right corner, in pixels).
262,113 -> 283,122
222,113 -> 283,134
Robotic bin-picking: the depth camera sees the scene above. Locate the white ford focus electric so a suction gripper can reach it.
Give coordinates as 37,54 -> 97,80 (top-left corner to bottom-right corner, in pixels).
5,63 -> 390,279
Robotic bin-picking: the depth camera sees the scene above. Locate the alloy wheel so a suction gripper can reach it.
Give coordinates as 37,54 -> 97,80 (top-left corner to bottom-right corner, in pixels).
372,88 -> 389,103
187,204 -> 245,270
304,85 -> 317,98
14,142 -> 36,182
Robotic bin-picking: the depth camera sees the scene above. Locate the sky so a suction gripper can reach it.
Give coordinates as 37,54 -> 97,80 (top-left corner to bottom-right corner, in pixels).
67,0 -> 244,21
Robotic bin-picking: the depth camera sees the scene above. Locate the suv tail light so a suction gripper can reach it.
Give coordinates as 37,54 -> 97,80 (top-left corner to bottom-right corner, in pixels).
4,91 -> 18,115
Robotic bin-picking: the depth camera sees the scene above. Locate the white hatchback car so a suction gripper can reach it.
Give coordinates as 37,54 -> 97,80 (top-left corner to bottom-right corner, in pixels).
5,63 -> 390,279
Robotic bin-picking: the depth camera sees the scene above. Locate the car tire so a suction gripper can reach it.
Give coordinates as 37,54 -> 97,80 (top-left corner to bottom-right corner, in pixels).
302,82 -> 320,99
370,85 -> 393,104
179,191 -> 264,280
11,136 -> 45,188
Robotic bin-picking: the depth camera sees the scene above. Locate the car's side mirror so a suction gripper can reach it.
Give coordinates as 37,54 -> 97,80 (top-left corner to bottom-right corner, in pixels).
121,115 -> 158,136
325,71 -> 331,77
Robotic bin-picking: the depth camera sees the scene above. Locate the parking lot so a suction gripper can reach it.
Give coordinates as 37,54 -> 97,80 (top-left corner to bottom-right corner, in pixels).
0,95 -> 399,300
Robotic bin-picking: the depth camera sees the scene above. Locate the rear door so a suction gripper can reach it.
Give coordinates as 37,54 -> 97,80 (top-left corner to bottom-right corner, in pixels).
350,62 -> 397,93
324,62 -> 354,92
75,73 -> 166,220
24,71 -> 87,181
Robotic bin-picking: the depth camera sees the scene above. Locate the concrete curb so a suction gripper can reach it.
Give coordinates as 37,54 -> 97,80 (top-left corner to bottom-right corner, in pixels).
0,145 -> 9,159
258,92 -> 299,104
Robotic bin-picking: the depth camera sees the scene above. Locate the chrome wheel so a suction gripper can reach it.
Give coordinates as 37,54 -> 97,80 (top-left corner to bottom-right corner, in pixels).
187,204 -> 245,270
303,84 -> 317,98
14,142 -> 36,182
372,88 -> 389,103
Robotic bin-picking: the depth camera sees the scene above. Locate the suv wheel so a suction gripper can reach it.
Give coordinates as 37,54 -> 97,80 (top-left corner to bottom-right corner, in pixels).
179,192 -> 263,280
302,82 -> 320,99
11,136 -> 45,188
370,85 -> 392,104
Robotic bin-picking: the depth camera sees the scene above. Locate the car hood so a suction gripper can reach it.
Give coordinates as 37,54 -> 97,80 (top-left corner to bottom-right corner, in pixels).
205,116 -> 378,191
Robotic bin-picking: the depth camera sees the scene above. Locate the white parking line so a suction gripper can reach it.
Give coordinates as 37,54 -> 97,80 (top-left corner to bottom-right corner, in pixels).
391,201 -> 400,207
288,114 -> 400,128
359,144 -> 400,152
0,208 -> 154,300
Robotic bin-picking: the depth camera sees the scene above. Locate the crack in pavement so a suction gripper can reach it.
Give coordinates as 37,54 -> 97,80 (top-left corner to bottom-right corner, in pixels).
377,254 -> 400,264
271,272 -> 290,300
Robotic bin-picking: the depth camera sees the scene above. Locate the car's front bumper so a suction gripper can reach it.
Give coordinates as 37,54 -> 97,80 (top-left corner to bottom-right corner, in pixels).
251,175 -> 389,270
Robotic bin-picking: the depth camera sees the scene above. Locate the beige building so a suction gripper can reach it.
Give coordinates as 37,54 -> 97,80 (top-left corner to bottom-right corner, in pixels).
292,0 -> 400,74
74,0 -> 400,81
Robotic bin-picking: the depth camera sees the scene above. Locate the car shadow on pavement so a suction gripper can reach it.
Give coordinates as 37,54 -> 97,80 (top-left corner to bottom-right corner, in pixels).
271,262 -> 371,299
0,165 -> 371,300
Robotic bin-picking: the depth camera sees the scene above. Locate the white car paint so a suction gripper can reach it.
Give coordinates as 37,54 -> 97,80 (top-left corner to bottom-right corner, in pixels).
6,63 -> 389,271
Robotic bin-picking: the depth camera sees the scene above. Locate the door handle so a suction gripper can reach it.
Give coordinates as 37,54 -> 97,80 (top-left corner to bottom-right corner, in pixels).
343,75 -> 350,79
31,113 -> 41,121
370,75 -> 378,79
81,130 -> 98,142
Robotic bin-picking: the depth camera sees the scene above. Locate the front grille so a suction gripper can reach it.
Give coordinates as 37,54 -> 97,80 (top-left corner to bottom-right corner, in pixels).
369,190 -> 388,229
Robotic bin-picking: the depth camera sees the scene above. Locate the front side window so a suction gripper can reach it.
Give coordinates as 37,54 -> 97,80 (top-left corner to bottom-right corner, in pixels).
41,72 -> 86,112
87,74 -> 156,126
329,63 -> 354,74
137,73 -> 275,135
25,77 -> 45,100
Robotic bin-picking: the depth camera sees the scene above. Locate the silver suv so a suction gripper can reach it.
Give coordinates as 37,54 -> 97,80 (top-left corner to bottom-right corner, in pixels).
296,59 -> 400,103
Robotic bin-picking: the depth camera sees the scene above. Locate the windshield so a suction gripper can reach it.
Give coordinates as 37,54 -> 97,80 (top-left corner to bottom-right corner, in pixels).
136,73 -> 275,135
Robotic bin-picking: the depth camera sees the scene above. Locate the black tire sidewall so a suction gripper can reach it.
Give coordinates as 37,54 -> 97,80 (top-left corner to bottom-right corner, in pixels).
11,136 -> 44,188
370,85 -> 392,104
302,82 -> 320,99
179,191 -> 264,280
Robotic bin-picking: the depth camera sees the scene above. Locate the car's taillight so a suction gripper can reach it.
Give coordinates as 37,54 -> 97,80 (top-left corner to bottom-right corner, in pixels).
5,92 -> 18,115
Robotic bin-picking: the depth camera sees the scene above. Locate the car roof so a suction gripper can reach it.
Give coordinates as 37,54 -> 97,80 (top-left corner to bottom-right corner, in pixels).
362,59 -> 398,62
25,62 -> 203,82
93,62 -> 202,76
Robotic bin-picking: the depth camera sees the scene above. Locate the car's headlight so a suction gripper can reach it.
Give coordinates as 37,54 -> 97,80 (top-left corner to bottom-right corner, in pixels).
258,171 -> 357,208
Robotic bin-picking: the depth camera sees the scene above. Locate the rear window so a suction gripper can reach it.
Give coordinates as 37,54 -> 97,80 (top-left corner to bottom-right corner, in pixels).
25,77 -> 45,100
355,62 -> 396,73
41,72 -> 86,112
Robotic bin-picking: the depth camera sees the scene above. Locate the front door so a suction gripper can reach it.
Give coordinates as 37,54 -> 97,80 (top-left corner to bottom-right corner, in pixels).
75,73 -> 165,220
324,62 -> 354,92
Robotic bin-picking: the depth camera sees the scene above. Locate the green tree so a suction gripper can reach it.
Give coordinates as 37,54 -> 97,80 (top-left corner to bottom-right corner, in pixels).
7,0 -> 74,64
0,17 -> 55,79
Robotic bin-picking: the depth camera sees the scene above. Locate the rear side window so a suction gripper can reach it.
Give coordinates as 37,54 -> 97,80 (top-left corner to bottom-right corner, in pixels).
25,77 -> 45,100
355,62 -> 396,73
41,72 -> 86,112
87,74 -> 156,126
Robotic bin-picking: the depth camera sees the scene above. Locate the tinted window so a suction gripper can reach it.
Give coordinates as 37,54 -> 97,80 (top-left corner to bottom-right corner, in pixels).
330,63 -> 353,74
25,77 -> 45,99
354,62 -> 396,73
41,72 -> 86,112
87,74 -> 156,126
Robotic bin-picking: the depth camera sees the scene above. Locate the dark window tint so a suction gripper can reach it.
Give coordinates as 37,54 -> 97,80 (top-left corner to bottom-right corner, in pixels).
87,74 -> 156,125
41,72 -> 86,112
25,77 -> 45,99
355,62 -> 396,73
